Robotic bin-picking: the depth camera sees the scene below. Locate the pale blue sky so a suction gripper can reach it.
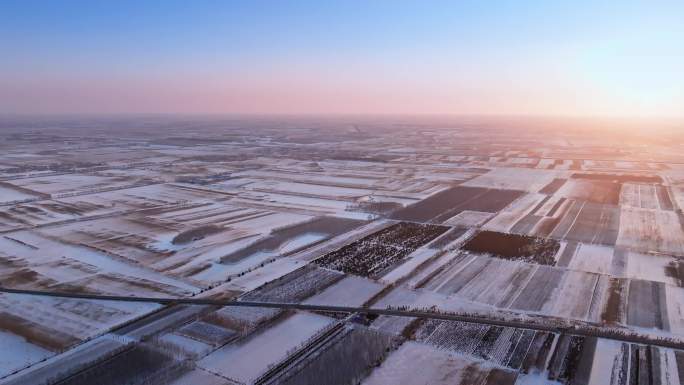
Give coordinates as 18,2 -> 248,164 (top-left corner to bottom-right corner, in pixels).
1,0 -> 682,116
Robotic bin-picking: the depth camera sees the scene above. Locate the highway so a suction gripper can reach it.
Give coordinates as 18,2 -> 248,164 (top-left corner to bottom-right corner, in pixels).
2,285 -> 684,350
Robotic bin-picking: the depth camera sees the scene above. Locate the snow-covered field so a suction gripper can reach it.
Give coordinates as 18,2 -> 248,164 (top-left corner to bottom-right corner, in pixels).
0,185 -> 39,204
617,207 -> 684,255
197,312 -> 334,383
463,168 -> 560,192
0,331 -> 53,378
4,120 -> 684,384
303,275 -> 385,307
362,342 -> 491,385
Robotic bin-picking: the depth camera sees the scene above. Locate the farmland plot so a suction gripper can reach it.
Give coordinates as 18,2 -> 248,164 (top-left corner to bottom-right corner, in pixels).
624,251 -> 681,286
461,231 -> 560,266
421,254 -> 491,295
156,333 -> 214,357
550,270 -> 600,320
449,258 -> 525,304
146,203 -> 268,230
0,231 -> 199,296
538,178 -> 567,194
0,182 -> 43,204
536,158 -> 556,169
176,321 -> 237,347
443,210 -> 493,227
316,222 -> 448,278
405,250 -> 465,289
157,230 -> 262,282
427,227 -> 470,250
549,200 -> 620,246
508,196 -> 552,234
556,178 -> 621,205
12,174 -> 147,197
197,312 -> 334,384
467,260 -> 536,308
242,265 -> 344,303
379,247 -> 440,284
57,183 -> 220,211
214,257 -> 303,293
462,167 -> 559,192
373,285 -> 493,316
600,278 -> 628,325
233,191 -> 369,220
617,207 -> 684,255
656,184 -> 675,210
483,193 -> 547,233
40,216 -> 180,266
570,173 -> 663,184
221,216 -> 363,263
626,279 -> 668,330
555,241 -> 578,267
0,330 -> 53,378
303,275 -> 385,307
390,185 -> 523,223
167,369 -> 229,385
535,195 -> 568,217
583,342 -> 682,385
509,266 -> 565,312
620,183 -> 660,209
0,200 -> 109,232
0,293 -> 159,362
362,341 -> 517,385
415,319 -> 536,370
665,285 -> 684,335
567,243 -> 613,275
420,254 -> 538,309
211,306 -> 282,332
228,170 -> 384,190
243,180 -> 376,200
166,216 -> 360,284
48,343 -> 182,385
275,325 -> 397,385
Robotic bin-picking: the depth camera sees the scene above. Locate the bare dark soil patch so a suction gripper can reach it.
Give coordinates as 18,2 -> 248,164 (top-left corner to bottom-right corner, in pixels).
316,222 -> 448,277
461,231 -> 560,265
390,186 -> 523,223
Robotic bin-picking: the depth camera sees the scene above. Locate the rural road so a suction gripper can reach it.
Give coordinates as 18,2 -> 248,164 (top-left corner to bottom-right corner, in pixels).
2,286 -> 683,350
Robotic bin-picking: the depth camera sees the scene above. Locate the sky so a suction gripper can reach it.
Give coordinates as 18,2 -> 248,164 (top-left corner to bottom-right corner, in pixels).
1,0 -> 683,117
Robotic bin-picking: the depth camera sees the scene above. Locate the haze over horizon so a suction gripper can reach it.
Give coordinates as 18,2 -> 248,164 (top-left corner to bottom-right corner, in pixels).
1,0 -> 683,117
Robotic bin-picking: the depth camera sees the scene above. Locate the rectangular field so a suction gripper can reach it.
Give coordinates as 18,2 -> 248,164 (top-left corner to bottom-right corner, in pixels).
197,312 -> 334,384
549,200 -> 620,246
316,222 -> 448,278
461,231 -> 560,266
390,186 -> 523,223
617,207 -> 684,255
